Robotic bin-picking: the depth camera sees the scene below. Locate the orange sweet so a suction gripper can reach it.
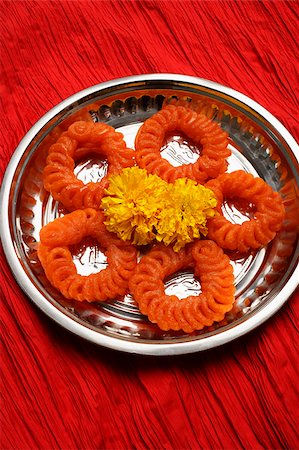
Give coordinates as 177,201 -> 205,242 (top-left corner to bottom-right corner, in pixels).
129,240 -> 235,333
38,208 -> 137,302
206,171 -> 285,252
43,121 -> 134,212
135,104 -> 230,183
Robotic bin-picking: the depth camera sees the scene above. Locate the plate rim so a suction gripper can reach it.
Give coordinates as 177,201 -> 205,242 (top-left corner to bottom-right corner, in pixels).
1,73 -> 299,355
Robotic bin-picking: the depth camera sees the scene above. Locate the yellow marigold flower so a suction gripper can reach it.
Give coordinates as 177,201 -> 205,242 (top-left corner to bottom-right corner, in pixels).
156,178 -> 218,252
101,167 -> 168,245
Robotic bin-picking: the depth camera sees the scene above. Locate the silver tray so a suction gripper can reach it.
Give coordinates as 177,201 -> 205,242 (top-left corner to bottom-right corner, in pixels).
1,74 -> 298,355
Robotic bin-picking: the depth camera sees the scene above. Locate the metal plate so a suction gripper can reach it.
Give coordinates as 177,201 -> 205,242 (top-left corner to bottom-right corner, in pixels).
1,74 -> 298,355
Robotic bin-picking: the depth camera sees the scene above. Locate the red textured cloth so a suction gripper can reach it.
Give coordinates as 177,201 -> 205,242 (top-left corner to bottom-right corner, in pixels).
1,1 -> 299,449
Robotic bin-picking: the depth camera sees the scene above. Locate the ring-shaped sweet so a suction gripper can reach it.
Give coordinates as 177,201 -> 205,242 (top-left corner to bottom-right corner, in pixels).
129,240 -> 235,333
206,170 -> 285,252
135,104 -> 230,183
43,121 -> 135,212
38,208 -> 138,302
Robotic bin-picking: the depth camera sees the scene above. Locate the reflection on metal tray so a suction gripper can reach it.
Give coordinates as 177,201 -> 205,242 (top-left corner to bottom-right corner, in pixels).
1,74 -> 298,355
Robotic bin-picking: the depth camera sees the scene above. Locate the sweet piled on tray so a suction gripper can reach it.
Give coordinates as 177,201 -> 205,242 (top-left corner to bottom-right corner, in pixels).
38,100 -> 285,333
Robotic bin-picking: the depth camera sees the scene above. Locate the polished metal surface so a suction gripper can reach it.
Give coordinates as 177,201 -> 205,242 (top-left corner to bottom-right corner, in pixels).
1,74 -> 298,355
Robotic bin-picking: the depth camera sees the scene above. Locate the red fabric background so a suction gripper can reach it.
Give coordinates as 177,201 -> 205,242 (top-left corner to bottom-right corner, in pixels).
1,1 -> 299,449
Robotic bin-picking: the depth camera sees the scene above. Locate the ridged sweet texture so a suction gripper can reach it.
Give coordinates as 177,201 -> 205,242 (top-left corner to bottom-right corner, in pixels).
206,171 -> 285,252
135,104 -> 230,183
129,240 -> 235,333
38,209 -> 137,302
43,121 -> 135,212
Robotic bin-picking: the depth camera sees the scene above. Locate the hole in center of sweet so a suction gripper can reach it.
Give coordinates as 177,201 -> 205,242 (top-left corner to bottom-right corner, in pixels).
160,132 -> 201,167
164,270 -> 202,299
222,197 -> 257,224
74,153 -> 108,184
70,237 -> 107,275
